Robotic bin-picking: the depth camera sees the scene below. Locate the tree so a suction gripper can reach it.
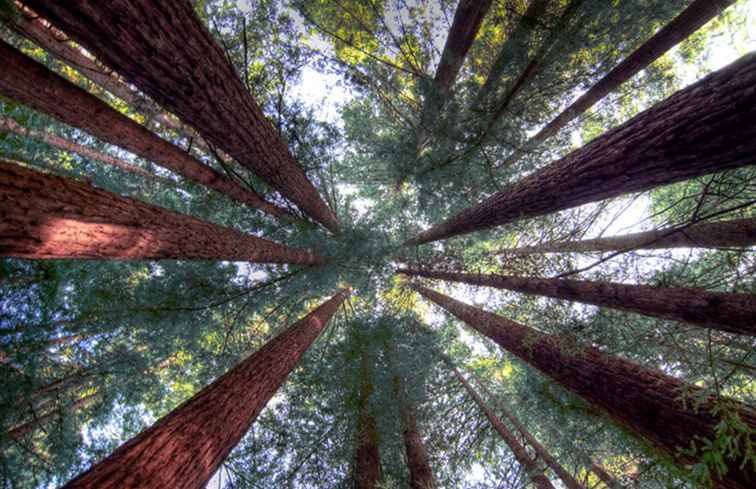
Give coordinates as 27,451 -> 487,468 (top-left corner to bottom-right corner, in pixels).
399,268 -> 756,335
410,284 -> 755,489
406,52 -> 756,245
0,160 -> 323,264
0,39 -> 292,219
22,0 -> 339,232
354,354 -> 383,489
61,288 -> 349,489
393,372 -> 435,489
504,0 -> 737,168
447,362 -> 556,489
502,217 -> 756,254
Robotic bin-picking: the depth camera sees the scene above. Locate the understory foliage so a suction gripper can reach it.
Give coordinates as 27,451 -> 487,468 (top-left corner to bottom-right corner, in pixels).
1,0 -> 754,488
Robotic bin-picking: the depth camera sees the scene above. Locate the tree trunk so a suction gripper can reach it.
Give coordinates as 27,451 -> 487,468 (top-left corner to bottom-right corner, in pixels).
505,0 -> 736,168
0,115 -> 169,183
0,40 -> 292,220
24,0 -> 339,232
466,371 -> 586,489
394,376 -> 435,489
590,462 -> 623,489
406,53 -> 756,245
62,289 -> 349,489
503,218 -> 756,254
0,160 -> 324,264
398,268 -> 756,336
3,392 -> 98,442
415,0 -> 493,150
354,361 -> 383,489
411,284 -> 756,489
448,364 -> 555,489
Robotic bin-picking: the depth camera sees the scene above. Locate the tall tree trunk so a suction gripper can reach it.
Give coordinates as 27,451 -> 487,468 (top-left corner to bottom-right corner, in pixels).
61,289 -> 349,489
405,53 -> 756,245
465,370 -> 586,489
448,364 -> 555,489
503,218 -> 756,254
590,462 -> 623,489
354,358 -> 383,489
3,392 -> 98,442
393,375 -> 435,489
505,0 -> 737,168
398,268 -> 756,336
416,0 -> 493,150
24,0 -> 339,232
0,115 -> 169,184
0,40 -> 292,220
411,284 -> 756,489
0,160 -> 324,264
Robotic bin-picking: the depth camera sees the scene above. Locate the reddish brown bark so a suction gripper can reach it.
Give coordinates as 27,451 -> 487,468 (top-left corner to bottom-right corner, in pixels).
24,0 -> 339,232
398,268 -> 756,336
0,115 -> 167,183
354,371 -> 383,489
393,376 -> 435,489
505,0 -> 736,168
61,289 -> 348,489
0,40 -> 292,219
504,218 -> 756,254
406,53 -> 756,245
411,284 -> 756,489
0,160 -> 324,264
591,462 -> 622,489
3,392 -> 98,442
449,365 -> 555,489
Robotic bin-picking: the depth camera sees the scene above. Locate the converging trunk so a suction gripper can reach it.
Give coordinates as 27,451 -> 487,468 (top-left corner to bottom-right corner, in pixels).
406,53 -> 756,245
24,0 -> 339,231
394,376 -> 435,489
0,161 -> 324,264
354,362 -> 383,489
0,40 -> 291,219
411,284 -> 755,489
61,289 -> 349,489
398,268 -> 756,335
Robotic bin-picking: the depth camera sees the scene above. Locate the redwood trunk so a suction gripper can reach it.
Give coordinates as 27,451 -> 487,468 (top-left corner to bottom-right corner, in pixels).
25,0 -> 339,232
507,0 -> 736,167
406,53 -> 756,245
590,462 -> 622,489
412,284 -> 755,489
0,115 -> 166,183
394,376 -> 435,489
62,289 -> 349,489
399,268 -> 756,335
354,372 -> 383,489
4,392 -> 98,442
0,161 -> 324,264
504,218 -> 756,254
0,40 -> 291,219
449,365 -> 555,489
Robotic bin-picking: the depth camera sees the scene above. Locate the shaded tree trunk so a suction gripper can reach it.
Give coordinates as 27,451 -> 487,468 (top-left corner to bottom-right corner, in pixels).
0,40 -> 292,219
406,53 -> 756,245
0,115 -> 169,184
354,361 -> 383,489
503,218 -> 756,254
393,375 -> 435,489
62,289 -> 349,489
591,462 -> 622,489
398,268 -> 756,335
25,0 -> 339,232
0,160 -> 324,264
3,392 -> 98,442
411,284 -> 755,489
505,0 -> 737,168
448,363 -> 555,489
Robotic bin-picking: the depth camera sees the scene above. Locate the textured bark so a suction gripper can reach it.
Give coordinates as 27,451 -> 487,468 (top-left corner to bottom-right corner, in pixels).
412,284 -> 756,489
449,365 -> 555,489
0,161 -> 324,264
354,369 -> 383,489
505,0 -> 736,168
406,53 -> 756,245
0,115 -> 167,183
24,0 -> 339,232
62,289 -> 349,489
394,376 -> 435,489
0,40 -> 292,219
504,218 -> 756,254
398,268 -> 756,335
591,462 -> 623,489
